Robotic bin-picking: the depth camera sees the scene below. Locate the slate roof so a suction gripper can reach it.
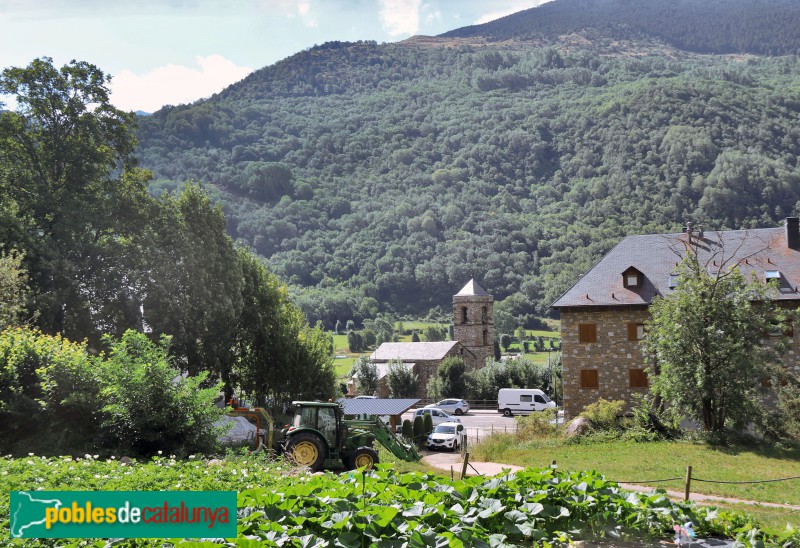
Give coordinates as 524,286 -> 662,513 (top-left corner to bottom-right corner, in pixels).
338,398 -> 420,416
552,225 -> 800,308
455,278 -> 491,297
370,341 -> 460,361
351,361 -> 415,381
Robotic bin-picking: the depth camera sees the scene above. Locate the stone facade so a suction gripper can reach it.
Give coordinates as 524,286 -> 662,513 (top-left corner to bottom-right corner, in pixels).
560,306 -> 652,419
560,304 -> 800,419
452,280 -> 495,370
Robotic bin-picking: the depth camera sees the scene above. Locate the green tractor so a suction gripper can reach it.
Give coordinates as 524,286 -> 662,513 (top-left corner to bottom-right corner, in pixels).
281,401 -> 420,471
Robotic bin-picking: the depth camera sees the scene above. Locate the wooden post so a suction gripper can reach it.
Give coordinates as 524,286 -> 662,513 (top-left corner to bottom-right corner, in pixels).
450,465 -> 454,481
684,466 -> 692,501
461,452 -> 470,480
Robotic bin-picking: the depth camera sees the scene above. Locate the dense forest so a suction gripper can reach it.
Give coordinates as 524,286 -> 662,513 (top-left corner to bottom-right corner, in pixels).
443,0 -> 800,56
135,0 -> 800,328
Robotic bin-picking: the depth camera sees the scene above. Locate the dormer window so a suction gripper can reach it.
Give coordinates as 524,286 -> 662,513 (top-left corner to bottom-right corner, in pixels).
668,275 -> 679,289
765,270 -> 781,282
622,267 -> 643,289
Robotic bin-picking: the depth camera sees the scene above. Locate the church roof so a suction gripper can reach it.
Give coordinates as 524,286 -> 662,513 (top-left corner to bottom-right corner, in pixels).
455,278 -> 491,296
370,341 -> 460,361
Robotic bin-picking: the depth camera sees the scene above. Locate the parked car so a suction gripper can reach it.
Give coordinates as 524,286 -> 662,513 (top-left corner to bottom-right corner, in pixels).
413,407 -> 461,425
497,388 -> 556,417
427,421 -> 465,452
425,398 -> 470,415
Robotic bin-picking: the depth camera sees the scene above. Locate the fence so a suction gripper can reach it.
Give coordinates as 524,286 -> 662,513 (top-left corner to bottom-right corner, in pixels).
414,399 -> 498,410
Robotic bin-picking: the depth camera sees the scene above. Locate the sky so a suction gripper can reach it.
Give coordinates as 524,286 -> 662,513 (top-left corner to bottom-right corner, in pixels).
0,0 -> 552,113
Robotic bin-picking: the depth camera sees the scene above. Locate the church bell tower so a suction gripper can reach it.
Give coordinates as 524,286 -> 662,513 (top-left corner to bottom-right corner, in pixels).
452,278 -> 494,369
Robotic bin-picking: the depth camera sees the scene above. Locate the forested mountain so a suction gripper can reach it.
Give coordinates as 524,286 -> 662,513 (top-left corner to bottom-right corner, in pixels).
442,0 -> 800,56
135,0 -> 800,328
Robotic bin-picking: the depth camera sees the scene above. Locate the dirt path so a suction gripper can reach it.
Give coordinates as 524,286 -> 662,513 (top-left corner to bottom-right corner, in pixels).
421,453 -> 800,511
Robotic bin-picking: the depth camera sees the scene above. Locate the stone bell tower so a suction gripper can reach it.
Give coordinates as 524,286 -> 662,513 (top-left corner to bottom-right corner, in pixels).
452,278 -> 494,369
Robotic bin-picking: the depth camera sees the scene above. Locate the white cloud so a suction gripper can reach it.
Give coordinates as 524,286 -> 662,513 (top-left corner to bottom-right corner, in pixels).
474,0 -> 552,25
258,0 -> 317,26
109,55 -> 253,113
379,0 -> 421,37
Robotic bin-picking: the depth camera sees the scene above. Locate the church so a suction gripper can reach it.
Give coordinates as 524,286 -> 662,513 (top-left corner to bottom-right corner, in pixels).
366,278 -> 495,399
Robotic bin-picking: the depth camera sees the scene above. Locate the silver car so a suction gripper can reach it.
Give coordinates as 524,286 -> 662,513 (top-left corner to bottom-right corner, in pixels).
425,398 -> 470,415
413,407 -> 461,425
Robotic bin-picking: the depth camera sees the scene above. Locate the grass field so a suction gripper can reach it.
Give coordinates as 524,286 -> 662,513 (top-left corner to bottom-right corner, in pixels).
471,435 -> 800,533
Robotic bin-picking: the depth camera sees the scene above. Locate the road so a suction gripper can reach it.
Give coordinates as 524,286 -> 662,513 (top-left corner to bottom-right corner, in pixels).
401,409 -> 519,443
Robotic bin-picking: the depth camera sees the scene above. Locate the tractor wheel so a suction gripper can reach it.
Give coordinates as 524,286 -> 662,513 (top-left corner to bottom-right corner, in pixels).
503,408 -> 513,417
348,446 -> 379,470
286,433 -> 326,471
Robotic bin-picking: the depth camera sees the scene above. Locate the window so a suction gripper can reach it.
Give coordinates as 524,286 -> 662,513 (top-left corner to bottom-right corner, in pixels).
461,306 -> 468,324
578,323 -> 597,343
629,369 -> 648,388
580,369 -> 599,388
520,394 -> 532,402
626,274 -> 639,287
627,323 -> 645,341
534,395 -> 546,404
665,275 -> 679,290
483,329 -> 488,346
765,270 -> 781,281
622,267 -> 643,288
481,306 -> 488,324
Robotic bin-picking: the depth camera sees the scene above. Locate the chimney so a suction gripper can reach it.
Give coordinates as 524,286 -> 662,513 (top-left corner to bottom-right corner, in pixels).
787,217 -> 800,250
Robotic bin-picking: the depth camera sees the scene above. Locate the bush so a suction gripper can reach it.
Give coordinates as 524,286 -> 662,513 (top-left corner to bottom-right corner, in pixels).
423,413 -> 433,437
98,331 -> 225,457
624,394 -> 683,442
579,399 -> 625,431
412,415 -> 424,445
515,409 -> 560,441
401,419 -> 413,439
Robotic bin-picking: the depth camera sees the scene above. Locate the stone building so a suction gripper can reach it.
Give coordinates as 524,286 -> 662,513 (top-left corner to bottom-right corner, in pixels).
361,278 -> 495,399
552,218 -> 800,419
453,278 -> 495,370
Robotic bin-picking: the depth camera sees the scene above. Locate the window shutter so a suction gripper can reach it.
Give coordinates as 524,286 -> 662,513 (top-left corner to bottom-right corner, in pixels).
578,323 -> 597,343
627,323 -> 638,341
580,369 -> 599,388
629,369 -> 648,388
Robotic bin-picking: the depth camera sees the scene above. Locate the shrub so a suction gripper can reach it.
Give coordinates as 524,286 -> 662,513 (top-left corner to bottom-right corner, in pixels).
98,331 -> 225,457
624,394 -> 683,442
412,415 -> 424,445
423,413 -> 433,437
401,419 -> 413,439
580,398 -> 625,431
515,409 -> 560,441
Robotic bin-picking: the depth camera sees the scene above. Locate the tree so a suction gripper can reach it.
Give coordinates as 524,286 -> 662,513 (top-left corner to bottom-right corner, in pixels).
643,245 -> 790,433
334,320 -> 342,334
438,357 -> 468,398
411,331 -> 420,342
352,356 -> 378,396
0,250 -> 29,329
347,330 -> 361,352
0,57 -> 146,341
499,333 -> 512,351
423,325 -> 446,342
387,359 -> 418,398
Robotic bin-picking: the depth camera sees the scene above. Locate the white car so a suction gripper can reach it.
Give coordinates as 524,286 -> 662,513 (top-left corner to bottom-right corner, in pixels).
413,407 -> 461,425
427,421 -> 465,452
425,398 -> 470,415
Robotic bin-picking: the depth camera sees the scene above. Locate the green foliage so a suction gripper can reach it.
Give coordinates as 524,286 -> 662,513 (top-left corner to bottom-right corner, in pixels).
411,331 -> 420,342
624,394 -> 683,443
499,333 -> 512,351
515,408 -> 560,441
422,412 -> 433,437
643,247 -> 789,433
0,250 -> 28,329
97,330 -> 225,457
0,327 -> 99,455
426,375 -> 444,400
351,356 -> 378,396
401,419 -> 413,439
412,415 -> 424,444
386,359 -> 418,398
422,325 -> 446,342
467,357 -> 553,401
437,356 -> 468,397
579,399 -> 626,432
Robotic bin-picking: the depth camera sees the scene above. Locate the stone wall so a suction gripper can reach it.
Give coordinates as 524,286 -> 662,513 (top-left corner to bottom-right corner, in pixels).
561,304 -> 800,419
560,306 -> 651,419
453,294 -> 494,370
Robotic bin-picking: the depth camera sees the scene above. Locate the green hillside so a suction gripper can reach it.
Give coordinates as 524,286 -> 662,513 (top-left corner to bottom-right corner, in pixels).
135,0 -> 800,327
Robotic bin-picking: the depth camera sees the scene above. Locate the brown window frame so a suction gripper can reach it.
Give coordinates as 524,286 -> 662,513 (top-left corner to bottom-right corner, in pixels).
578,323 -> 597,343
580,369 -> 599,389
629,368 -> 648,388
627,323 -> 645,341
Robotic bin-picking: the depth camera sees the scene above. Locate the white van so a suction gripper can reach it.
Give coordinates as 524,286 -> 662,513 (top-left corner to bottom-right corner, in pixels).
497,388 -> 556,417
